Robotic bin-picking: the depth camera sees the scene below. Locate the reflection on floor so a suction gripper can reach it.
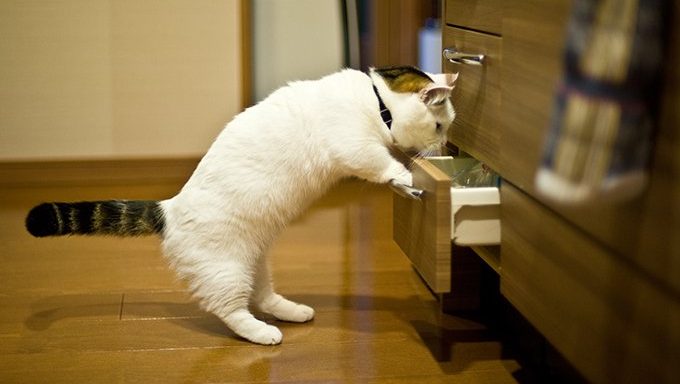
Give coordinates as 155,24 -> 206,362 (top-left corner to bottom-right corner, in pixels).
0,179 -> 523,383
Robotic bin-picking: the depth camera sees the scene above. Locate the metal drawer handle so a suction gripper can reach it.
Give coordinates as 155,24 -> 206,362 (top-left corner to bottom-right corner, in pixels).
443,47 -> 485,66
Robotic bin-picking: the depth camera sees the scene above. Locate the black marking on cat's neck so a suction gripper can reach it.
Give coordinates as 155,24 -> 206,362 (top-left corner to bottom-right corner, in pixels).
370,66 -> 436,129
372,84 -> 392,130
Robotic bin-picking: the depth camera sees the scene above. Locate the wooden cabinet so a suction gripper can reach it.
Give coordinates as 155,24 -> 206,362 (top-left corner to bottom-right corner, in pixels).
444,0 -> 502,36
498,1 -> 680,382
502,183 -> 679,383
393,1 -> 679,382
392,0 -> 504,307
498,0 -> 570,191
501,0 -> 680,296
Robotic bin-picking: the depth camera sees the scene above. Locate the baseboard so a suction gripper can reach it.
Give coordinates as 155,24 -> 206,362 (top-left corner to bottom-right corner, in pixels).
0,157 -> 200,187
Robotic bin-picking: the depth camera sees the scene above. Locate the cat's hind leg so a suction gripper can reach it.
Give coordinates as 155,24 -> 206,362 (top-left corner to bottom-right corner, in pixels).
253,258 -> 315,323
222,308 -> 282,345
184,256 -> 283,345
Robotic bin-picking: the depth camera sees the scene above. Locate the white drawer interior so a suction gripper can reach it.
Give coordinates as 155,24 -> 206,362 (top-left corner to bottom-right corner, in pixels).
427,156 -> 501,246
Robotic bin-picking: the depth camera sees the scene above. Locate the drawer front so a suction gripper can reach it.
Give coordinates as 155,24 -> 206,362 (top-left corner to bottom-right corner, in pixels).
500,0 -> 680,294
444,0 -> 502,36
501,183 -> 680,384
393,156 -> 502,293
393,159 -> 452,293
499,0 -> 570,193
443,27 -> 501,172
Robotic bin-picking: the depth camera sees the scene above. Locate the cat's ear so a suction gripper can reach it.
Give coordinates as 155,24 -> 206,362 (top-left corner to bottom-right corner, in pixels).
427,72 -> 459,88
419,84 -> 454,106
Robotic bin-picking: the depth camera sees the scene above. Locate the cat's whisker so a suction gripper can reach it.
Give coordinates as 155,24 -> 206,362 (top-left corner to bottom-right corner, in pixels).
417,148 -> 434,159
408,151 -> 426,169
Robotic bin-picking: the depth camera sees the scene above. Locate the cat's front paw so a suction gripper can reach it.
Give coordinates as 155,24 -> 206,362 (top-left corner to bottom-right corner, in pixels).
389,179 -> 423,200
388,168 -> 413,187
375,160 -> 413,186
391,172 -> 413,187
387,169 -> 422,199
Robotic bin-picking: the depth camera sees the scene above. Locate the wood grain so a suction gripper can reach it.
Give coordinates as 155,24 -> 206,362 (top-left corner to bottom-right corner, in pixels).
440,2 -> 679,382
0,177 -> 522,383
500,0 -> 680,297
363,0 -> 436,68
443,26 -> 502,172
393,158 -> 452,293
499,0 -> 569,192
0,157 -> 199,188
444,0 -> 503,35
472,245 -> 500,274
500,183 -> 680,384
239,0 -> 252,108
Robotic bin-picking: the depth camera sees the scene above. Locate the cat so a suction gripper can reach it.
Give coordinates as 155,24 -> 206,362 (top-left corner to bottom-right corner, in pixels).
25,66 -> 457,345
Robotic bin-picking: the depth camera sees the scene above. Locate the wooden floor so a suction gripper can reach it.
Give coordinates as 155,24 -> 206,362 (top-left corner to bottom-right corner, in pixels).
0,179 -> 523,383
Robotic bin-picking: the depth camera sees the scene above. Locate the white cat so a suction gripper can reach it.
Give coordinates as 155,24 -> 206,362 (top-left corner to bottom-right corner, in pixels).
26,66 -> 457,345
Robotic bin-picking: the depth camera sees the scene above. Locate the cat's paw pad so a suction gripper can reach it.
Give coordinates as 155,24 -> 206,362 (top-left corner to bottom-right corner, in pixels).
248,324 -> 283,345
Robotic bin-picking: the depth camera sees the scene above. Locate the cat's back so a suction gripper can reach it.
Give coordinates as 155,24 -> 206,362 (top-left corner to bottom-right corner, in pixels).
171,70 -> 372,210
160,68 -> 384,243
261,68 -> 371,111
213,68 -> 373,156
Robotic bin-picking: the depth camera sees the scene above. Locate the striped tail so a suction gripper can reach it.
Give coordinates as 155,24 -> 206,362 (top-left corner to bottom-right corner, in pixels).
25,200 -> 165,237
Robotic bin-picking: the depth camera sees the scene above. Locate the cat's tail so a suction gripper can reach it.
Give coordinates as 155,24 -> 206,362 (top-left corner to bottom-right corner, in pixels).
25,200 -> 165,237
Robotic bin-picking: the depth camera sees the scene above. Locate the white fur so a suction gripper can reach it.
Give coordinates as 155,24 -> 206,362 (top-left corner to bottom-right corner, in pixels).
159,68 -> 456,345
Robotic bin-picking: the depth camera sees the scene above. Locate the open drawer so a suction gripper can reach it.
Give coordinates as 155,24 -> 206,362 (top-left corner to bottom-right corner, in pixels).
393,156 -> 500,293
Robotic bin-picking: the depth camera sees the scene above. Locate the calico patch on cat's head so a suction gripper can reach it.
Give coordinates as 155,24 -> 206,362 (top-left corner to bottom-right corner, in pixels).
370,66 -> 458,155
374,66 -> 435,93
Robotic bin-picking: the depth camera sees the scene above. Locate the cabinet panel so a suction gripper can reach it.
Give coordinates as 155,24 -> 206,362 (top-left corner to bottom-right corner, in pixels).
499,0 -> 569,190
443,26 -> 501,172
500,0 -> 680,295
444,0 -> 502,35
501,183 -> 680,384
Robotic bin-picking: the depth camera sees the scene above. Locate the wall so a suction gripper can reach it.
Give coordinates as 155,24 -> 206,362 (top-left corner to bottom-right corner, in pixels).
0,0 -> 242,161
252,0 -> 344,102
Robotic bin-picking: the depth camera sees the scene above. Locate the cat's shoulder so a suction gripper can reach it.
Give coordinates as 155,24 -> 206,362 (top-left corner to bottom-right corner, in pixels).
314,68 -> 370,85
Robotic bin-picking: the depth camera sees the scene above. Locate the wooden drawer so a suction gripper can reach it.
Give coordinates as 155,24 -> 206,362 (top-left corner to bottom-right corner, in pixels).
499,0 -> 569,192
500,0 -> 679,295
444,0 -> 502,36
393,156 -> 500,293
443,26 -> 501,172
501,183 -> 680,384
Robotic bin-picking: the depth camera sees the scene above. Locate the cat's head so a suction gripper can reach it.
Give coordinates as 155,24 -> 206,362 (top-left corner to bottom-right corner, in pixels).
370,66 -> 458,156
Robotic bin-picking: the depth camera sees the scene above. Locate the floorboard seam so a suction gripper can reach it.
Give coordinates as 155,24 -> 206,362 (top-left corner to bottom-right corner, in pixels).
118,293 -> 125,320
